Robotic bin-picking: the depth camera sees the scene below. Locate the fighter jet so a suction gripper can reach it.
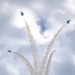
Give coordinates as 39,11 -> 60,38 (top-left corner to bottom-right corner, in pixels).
8,50 -> 11,53
66,19 -> 71,24
20,11 -> 24,16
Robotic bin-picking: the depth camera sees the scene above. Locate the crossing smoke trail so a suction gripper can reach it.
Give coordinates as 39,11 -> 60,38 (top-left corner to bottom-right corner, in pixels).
14,52 -> 34,75
12,11 -> 70,75
40,24 -> 66,75
22,17 -> 40,75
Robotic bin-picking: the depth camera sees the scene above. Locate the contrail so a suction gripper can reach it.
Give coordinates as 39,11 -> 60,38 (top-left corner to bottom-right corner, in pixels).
40,24 -> 65,75
14,52 -> 34,75
45,50 -> 55,75
23,17 -> 40,75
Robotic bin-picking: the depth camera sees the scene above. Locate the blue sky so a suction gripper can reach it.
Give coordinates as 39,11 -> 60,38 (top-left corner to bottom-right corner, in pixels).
0,0 -> 75,75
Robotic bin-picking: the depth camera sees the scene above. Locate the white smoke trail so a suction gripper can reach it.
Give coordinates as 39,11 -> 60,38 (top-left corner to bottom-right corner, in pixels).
45,50 -> 55,75
40,24 -> 65,75
14,52 -> 34,75
23,17 -> 40,75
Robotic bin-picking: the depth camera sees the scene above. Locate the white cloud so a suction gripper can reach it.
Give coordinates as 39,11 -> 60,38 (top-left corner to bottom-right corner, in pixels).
0,2 -> 9,14
31,1 -> 45,12
6,63 -> 20,75
71,55 -> 75,66
64,0 -> 75,13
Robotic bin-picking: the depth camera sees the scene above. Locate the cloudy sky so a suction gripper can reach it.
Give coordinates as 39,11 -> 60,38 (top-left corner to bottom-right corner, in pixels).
0,0 -> 75,75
